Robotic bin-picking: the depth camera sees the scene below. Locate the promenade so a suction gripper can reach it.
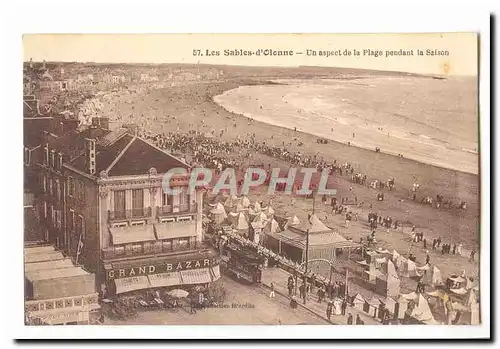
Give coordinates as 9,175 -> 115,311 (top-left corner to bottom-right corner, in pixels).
261,267 -> 381,325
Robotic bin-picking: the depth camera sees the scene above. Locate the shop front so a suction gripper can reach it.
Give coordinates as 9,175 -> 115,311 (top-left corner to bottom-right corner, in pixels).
102,250 -> 221,296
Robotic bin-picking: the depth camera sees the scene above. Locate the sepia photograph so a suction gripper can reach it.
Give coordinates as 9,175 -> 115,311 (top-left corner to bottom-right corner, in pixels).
14,22 -> 490,341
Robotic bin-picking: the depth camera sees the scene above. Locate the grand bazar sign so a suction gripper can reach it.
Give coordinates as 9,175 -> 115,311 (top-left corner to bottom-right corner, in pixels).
107,257 -> 219,279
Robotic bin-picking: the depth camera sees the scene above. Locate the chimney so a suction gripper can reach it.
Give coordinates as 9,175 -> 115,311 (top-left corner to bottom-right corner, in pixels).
85,138 -> 96,175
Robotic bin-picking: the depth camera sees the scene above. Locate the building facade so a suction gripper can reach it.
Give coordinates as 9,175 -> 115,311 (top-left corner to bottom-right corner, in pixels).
28,118 -> 217,295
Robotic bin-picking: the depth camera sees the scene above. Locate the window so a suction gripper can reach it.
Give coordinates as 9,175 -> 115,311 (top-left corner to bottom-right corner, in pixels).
162,190 -> 173,206
177,216 -> 192,222
179,189 -> 187,205
48,178 -> 53,195
58,153 -> 63,170
77,181 -> 85,201
42,175 -> 47,193
113,190 -> 126,219
160,217 -> 175,224
132,189 -> 144,216
176,238 -> 189,250
50,150 -> 55,168
55,179 -> 61,201
132,244 -> 142,254
68,177 -> 75,197
162,240 -> 172,252
69,209 -> 75,230
44,146 -> 49,165
112,222 -> 128,228
130,220 -> 145,227
115,246 -> 125,256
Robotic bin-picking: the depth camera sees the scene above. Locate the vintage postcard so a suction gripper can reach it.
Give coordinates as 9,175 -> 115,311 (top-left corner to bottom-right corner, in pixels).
21,32 -> 487,338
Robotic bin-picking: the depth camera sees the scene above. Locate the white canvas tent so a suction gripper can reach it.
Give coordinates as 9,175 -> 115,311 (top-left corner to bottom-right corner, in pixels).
253,201 -> 262,212
284,215 -> 301,229
394,295 -> 409,319
410,294 -> 439,324
262,205 -> 275,217
422,265 -> 443,286
232,212 -> 249,235
224,195 -> 238,209
401,259 -> 418,278
240,196 -> 251,208
263,218 -> 280,235
253,211 -> 268,225
353,293 -> 365,311
209,202 -> 227,224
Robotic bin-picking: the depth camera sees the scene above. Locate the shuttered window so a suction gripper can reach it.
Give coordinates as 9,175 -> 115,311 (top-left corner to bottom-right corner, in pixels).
113,190 -> 126,219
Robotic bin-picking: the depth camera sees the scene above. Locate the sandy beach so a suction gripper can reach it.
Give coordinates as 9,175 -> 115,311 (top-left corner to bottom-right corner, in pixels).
214,76 -> 478,174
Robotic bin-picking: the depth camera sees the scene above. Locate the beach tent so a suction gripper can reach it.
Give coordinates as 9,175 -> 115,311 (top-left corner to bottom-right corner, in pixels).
411,294 -> 439,325
240,196 -> 251,208
262,205 -> 275,217
253,201 -> 262,212
224,195 -> 238,209
353,294 -> 365,311
394,295 -> 409,319
366,297 -> 382,317
394,255 -> 406,271
401,259 -> 418,278
392,249 -> 401,262
209,203 -> 227,224
308,214 -> 330,233
233,212 -> 249,235
284,215 -> 301,228
263,218 -> 280,235
421,265 -> 443,286
253,211 -> 268,225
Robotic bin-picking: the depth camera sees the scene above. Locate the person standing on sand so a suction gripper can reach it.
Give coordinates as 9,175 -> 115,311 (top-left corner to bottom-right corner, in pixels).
347,313 -> 353,325
457,243 -> 463,256
469,249 -> 476,262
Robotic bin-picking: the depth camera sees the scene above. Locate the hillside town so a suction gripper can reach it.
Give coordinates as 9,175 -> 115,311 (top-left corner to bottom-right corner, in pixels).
23,60 -> 480,326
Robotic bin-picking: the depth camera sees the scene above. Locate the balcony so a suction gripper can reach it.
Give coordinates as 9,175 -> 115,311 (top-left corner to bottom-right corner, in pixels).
101,239 -> 206,260
156,203 -> 198,218
108,207 -> 152,222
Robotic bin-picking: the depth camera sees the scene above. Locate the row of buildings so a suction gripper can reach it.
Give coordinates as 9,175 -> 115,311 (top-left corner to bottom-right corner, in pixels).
24,89 -> 220,323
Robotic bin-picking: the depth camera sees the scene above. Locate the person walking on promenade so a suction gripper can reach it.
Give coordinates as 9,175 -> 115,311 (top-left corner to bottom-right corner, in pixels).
356,314 -> 364,325
326,301 -> 333,322
269,282 -> 276,298
341,298 -> 348,316
347,313 -> 353,325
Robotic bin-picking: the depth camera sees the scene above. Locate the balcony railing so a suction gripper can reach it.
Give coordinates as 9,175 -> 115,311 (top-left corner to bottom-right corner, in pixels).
101,239 -> 206,260
157,203 -> 198,217
108,207 -> 152,221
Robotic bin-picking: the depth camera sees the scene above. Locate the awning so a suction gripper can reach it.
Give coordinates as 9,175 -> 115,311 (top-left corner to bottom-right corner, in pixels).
210,265 -> 221,281
115,276 -> 151,294
148,272 -> 182,288
154,221 -> 196,240
110,225 -> 156,245
180,268 -> 212,285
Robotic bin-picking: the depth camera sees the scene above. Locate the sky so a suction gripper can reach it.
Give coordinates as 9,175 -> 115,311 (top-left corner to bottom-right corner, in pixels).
23,33 -> 478,76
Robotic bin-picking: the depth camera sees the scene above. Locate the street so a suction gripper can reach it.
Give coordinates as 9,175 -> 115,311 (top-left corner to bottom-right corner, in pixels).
103,276 -> 328,325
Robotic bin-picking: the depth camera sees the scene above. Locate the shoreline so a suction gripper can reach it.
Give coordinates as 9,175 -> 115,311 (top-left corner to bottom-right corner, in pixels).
213,82 -> 479,176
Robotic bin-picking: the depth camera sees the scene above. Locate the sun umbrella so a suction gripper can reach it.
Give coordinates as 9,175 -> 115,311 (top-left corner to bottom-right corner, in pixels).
168,289 -> 189,298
